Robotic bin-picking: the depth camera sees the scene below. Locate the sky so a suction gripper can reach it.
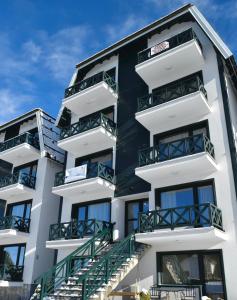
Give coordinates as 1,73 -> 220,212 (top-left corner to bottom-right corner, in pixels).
0,0 -> 236,124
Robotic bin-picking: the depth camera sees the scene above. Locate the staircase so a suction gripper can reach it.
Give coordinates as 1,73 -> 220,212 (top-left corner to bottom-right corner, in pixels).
31,229 -> 148,300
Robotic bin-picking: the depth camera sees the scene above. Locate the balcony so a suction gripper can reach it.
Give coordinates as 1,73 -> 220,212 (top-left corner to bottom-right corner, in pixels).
0,216 -> 30,244
63,71 -> 118,118
58,113 -> 116,157
136,28 -> 204,88
136,74 -> 210,134
0,172 -> 36,202
0,265 -> 24,282
0,132 -> 40,166
52,163 -> 115,201
46,219 -> 113,249
150,285 -> 203,300
136,203 -> 226,247
135,134 -> 217,187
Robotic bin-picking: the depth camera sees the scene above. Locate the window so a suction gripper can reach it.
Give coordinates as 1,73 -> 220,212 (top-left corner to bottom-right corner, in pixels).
6,200 -> 32,219
14,161 -> 38,178
125,199 -> 149,235
75,149 -> 113,169
72,200 -> 111,223
0,244 -> 25,281
158,251 -> 226,300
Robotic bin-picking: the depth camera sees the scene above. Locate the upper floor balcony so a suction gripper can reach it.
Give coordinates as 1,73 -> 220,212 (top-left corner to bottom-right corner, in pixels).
0,172 -> 36,202
46,219 -> 113,249
136,203 -> 226,246
0,132 -> 40,166
135,134 -> 217,187
0,216 -> 30,244
58,113 -> 116,157
135,74 -> 210,134
135,28 -> 204,88
52,162 -> 115,201
63,71 -> 118,118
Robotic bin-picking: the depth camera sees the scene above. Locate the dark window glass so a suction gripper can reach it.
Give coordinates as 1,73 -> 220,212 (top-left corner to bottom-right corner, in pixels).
7,201 -> 32,219
14,163 -> 37,178
75,150 -> 113,169
126,199 -> 149,235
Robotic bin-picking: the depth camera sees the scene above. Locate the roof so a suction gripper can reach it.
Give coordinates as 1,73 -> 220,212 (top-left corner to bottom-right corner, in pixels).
75,3 -> 233,70
0,108 -> 56,131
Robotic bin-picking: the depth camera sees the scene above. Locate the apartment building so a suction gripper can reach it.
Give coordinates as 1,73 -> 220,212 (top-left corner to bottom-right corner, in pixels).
0,109 -> 64,299
30,4 -> 237,300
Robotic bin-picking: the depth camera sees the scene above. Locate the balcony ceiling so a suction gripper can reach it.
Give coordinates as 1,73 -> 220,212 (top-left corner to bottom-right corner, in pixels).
135,40 -> 204,88
58,127 -> 116,157
136,91 -> 211,134
0,144 -> 40,167
63,82 -> 118,118
46,237 -> 90,250
135,152 -> 218,188
0,229 -> 29,245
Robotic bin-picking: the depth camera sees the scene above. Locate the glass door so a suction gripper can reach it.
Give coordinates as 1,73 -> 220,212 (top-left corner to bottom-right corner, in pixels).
125,199 -> 149,235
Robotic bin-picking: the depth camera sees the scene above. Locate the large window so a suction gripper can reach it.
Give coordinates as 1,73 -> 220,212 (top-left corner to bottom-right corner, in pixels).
125,199 -> 149,235
0,244 -> 25,281
14,161 -> 38,178
6,200 -> 32,219
72,200 -> 111,222
75,149 -> 113,169
156,180 -> 215,209
157,251 -> 226,300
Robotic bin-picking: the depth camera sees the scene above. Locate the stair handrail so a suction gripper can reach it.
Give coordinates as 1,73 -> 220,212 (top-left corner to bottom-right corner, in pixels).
32,225 -> 113,300
78,234 -> 136,300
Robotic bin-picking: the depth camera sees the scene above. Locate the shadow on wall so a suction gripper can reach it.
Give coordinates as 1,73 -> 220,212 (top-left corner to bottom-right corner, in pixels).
0,285 -> 36,300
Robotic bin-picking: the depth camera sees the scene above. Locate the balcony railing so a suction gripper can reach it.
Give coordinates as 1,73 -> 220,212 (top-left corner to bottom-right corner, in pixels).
150,284 -> 202,300
138,203 -> 223,233
49,219 -> 113,241
0,132 -> 40,152
54,162 -> 115,186
0,264 -> 24,281
64,71 -> 117,98
60,113 -> 116,140
137,28 -> 201,64
0,172 -> 36,189
137,74 -> 207,112
138,134 -> 215,167
0,216 -> 30,233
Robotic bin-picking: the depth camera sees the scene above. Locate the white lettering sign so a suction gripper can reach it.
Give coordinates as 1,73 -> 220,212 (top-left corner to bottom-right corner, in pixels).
65,165 -> 87,183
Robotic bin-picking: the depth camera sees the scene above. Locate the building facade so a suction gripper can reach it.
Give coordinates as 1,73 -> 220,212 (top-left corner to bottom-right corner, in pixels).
2,4 -> 237,300
0,109 -> 64,299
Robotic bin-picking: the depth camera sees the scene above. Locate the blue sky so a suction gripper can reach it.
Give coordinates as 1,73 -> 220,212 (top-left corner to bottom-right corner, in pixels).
0,0 -> 236,124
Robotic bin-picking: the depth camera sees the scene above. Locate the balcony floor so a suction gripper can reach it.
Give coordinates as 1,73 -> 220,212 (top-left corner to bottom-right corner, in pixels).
0,229 -> 29,244
58,126 -> 116,157
0,184 -> 35,202
52,177 -> 115,202
135,40 -> 204,88
136,91 -> 211,134
0,143 -> 40,167
63,82 -> 118,118
135,226 -> 227,249
135,152 -> 218,188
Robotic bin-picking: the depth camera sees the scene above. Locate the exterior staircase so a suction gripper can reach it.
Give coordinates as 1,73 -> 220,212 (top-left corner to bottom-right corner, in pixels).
30,228 -> 149,300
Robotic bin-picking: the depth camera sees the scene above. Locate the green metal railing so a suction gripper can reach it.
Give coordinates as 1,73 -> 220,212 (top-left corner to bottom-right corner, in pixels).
137,74 -> 207,112
137,28 -> 201,64
0,215 -> 30,233
138,134 -> 215,167
54,162 -> 115,186
0,132 -> 40,152
60,113 -> 116,140
64,71 -> 117,98
78,234 -> 136,300
0,172 -> 36,189
49,219 -> 113,241
150,284 -> 202,299
0,264 -> 24,281
138,203 -> 223,233
34,227 -> 113,300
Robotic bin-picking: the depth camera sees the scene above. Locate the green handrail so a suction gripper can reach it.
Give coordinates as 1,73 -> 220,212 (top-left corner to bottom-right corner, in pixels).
33,226 -> 113,300
78,234 -> 136,300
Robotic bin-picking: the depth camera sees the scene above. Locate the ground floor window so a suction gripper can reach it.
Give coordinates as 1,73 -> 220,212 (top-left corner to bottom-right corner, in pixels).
0,244 -> 25,281
125,199 -> 149,235
157,250 -> 226,300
